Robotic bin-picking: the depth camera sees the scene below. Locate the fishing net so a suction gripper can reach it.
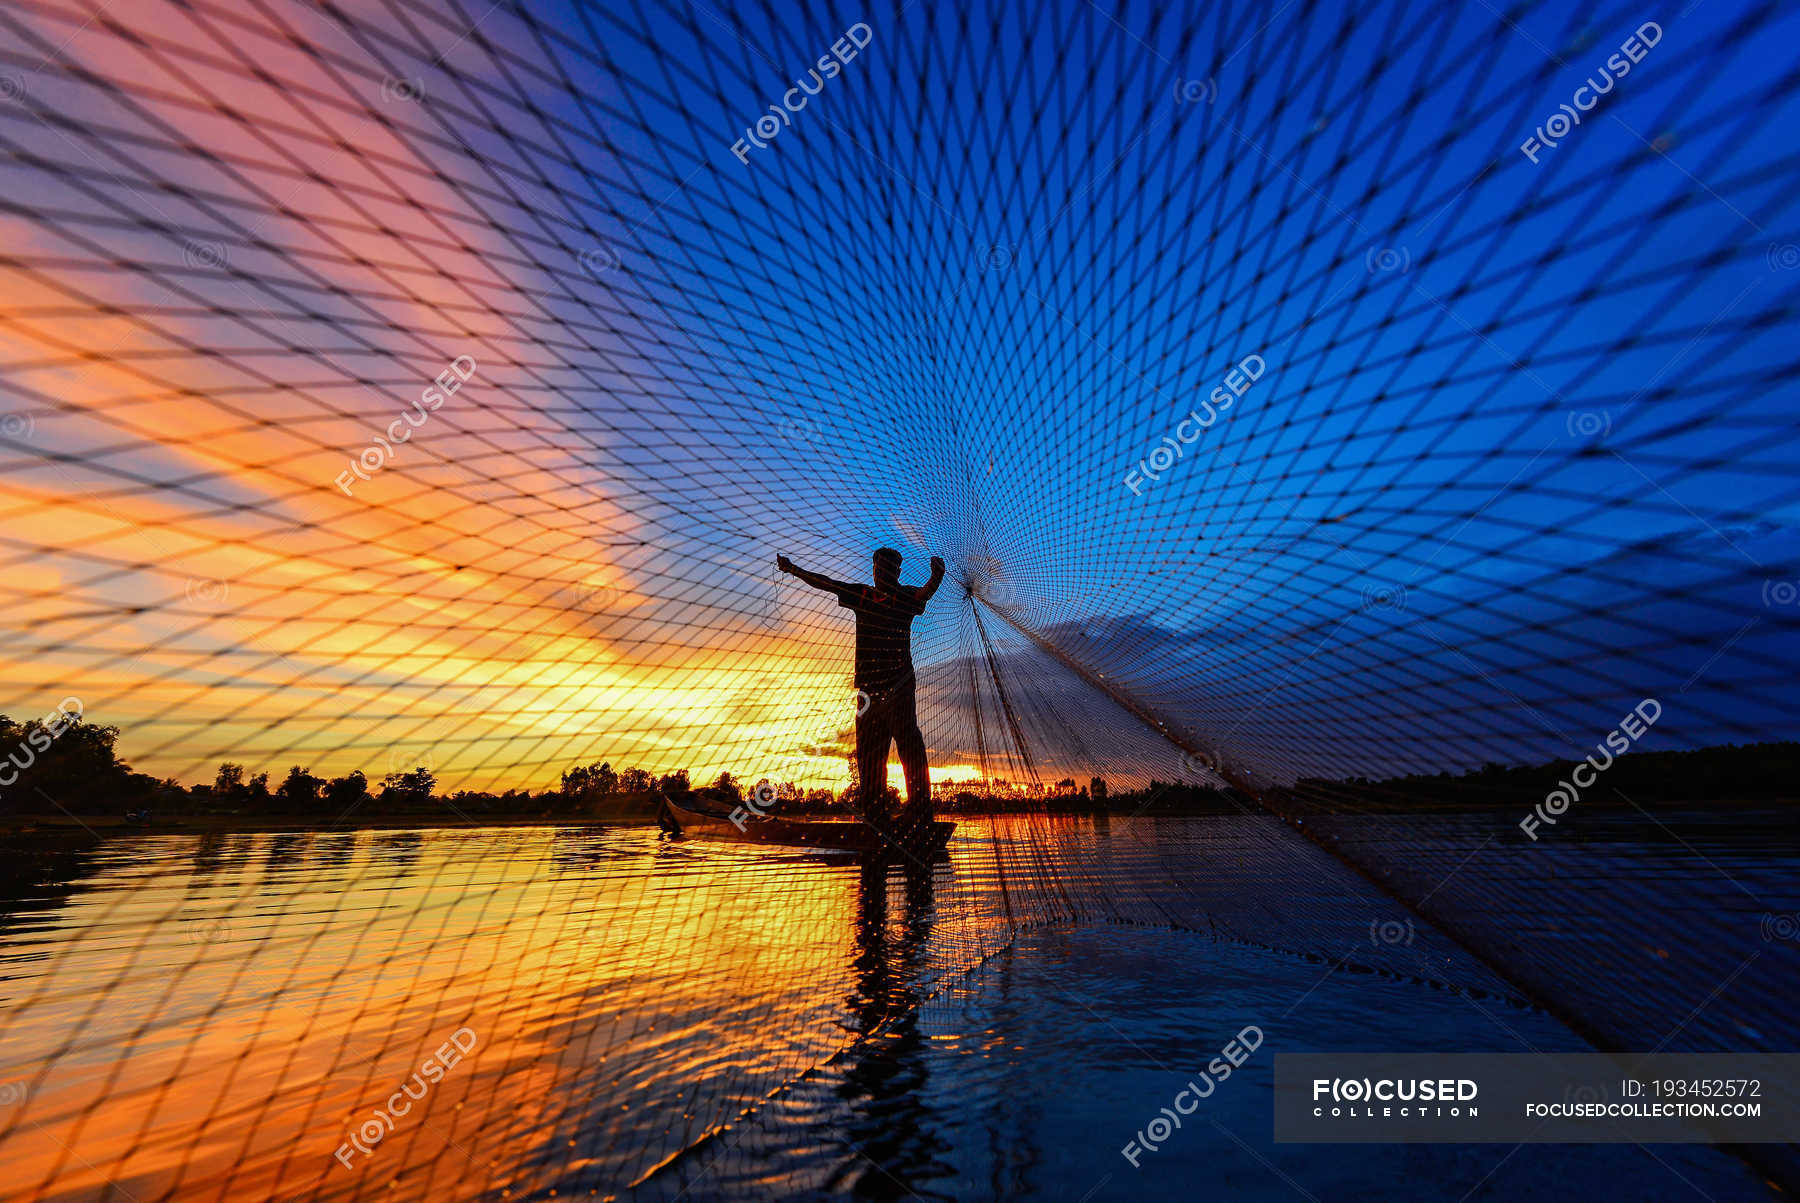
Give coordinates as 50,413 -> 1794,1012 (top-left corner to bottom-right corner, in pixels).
2,0 -> 1798,1198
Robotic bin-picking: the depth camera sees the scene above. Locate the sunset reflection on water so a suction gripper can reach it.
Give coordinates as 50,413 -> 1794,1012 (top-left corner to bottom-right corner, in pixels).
0,826 -> 1009,1200
3,813 -> 1793,1201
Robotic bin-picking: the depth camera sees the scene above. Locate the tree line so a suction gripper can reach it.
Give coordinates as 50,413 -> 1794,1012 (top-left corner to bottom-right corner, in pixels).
4,710 -> 1792,823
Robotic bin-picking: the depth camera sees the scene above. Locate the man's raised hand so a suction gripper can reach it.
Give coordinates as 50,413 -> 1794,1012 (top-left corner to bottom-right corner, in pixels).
776,554 -> 795,575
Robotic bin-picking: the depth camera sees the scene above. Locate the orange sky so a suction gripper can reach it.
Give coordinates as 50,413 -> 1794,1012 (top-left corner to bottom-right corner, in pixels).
0,0 -> 888,794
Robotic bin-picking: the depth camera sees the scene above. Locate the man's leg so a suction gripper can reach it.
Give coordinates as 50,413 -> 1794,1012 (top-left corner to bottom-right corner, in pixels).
893,684 -> 931,834
854,691 -> 893,824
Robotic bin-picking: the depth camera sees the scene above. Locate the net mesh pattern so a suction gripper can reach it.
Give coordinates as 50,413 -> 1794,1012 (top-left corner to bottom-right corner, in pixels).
1,0 -> 1798,1198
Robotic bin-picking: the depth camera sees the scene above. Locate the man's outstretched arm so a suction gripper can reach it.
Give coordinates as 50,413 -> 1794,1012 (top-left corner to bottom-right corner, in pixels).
915,556 -> 946,605
776,554 -> 853,595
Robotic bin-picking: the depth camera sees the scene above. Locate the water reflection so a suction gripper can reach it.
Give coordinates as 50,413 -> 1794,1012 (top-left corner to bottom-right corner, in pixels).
833,859 -> 951,1198
0,813 -> 1793,1201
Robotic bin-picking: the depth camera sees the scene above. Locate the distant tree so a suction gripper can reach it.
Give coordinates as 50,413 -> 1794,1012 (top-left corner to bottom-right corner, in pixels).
324,770 -> 370,806
657,768 -> 690,794
277,766 -> 323,804
560,763 -> 597,798
247,772 -> 269,799
1091,777 -> 1107,803
1054,777 -> 1077,793
563,761 -> 635,800
380,767 -> 436,803
619,767 -> 652,793
0,712 -> 129,812
214,762 -> 245,795
712,771 -> 741,800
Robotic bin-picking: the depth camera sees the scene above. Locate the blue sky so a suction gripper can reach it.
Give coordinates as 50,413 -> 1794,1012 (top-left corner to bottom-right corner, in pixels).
570,0 -> 1800,782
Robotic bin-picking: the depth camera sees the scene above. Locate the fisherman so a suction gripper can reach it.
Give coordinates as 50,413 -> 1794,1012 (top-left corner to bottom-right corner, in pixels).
776,548 -> 944,841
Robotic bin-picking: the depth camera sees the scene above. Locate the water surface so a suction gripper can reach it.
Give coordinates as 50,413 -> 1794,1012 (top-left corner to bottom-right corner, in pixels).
0,812 -> 1789,1200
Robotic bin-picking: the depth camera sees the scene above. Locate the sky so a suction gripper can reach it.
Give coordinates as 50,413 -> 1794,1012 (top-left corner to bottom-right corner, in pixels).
1,0 -> 1797,792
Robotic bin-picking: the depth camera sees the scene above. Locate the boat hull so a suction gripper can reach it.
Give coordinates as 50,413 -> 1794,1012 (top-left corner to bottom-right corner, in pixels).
660,797 -> 953,854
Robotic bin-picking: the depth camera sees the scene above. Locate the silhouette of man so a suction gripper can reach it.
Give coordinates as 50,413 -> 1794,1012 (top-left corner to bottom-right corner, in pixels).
777,548 -> 944,837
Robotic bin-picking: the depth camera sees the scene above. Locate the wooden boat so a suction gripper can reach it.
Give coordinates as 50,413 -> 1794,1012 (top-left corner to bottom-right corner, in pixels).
658,793 -> 954,854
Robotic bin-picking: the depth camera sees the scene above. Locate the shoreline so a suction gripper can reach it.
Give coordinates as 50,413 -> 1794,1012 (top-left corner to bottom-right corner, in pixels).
5,795 -> 1790,841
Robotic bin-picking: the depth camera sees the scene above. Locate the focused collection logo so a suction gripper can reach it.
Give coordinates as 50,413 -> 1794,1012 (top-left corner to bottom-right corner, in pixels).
1311,1076 -> 1479,1119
